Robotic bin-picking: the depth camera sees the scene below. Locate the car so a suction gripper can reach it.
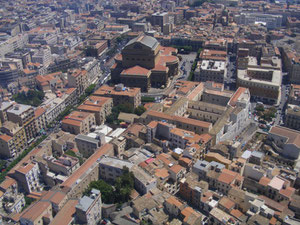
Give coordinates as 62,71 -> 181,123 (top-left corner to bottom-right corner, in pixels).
190,60 -> 193,63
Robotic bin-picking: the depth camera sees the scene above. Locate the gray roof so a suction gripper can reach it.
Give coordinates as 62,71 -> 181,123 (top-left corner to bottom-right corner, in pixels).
7,104 -> 31,115
251,151 -> 264,159
193,160 -> 210,171
125,35 -> 159,50
76,196 -> 94,212
75,134 -> 99,144
99,156 -> 134,170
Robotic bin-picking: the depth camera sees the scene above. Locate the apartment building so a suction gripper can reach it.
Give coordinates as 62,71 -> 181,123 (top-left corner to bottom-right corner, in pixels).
6,104 -> 37,143
0,121 -> 27,158
67,69 -> 88,96
179,172 -> 209,209
285,105 -> 300,131
13,162 -> 43,194
234,12 -> 282,29
61,111 -> 96,135
75,133 -> 104,158
132,166 -> 157,195
34,107 -> 47,134
99,156 -> 134,182
94,84 -> 141,108
44,155 -> 80,176
77,96 -> 113,125
194,60 -> 226,84
76,189 -> 102,224
0,101 -> 14,123
289,84 -> 300,105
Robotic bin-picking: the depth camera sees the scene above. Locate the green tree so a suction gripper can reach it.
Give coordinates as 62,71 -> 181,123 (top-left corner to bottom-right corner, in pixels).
85,180 -> 115,203
134,105 -> 146,116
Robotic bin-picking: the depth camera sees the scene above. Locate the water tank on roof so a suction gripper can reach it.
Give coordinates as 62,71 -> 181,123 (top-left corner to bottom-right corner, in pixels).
115,83 -> 124,91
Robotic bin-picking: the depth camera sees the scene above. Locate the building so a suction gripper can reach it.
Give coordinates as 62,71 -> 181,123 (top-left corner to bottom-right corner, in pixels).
60,143 -> 114,198
6,104 -> 37,143
77,96 -> 113,125
237,57 -> 281,104
34,107 -> 47,134
75,133 -> 105,158
44,155 -> 80,176
31,46 -> 52,67
179,172 -> 209,209
111,35 -> 179,92
234,13 -> 282,29
99,156 -> 134,182
151,12 -> 169,28
285,105 -> 300,131
20,201 -> 53,225
194,60 -> 226,83
0,121 -> 27,158
132,166 -> 157,195
76,189 -> 102,224
268,126 -> 300,160
67,69 -> 88,96
289,84 -> 300,105
13,162 -> 43,193
94,84 -> 141,108
61,111 -> 96,135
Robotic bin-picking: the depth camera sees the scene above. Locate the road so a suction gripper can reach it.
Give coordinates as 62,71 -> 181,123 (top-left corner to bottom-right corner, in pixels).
224,54 -> 237,91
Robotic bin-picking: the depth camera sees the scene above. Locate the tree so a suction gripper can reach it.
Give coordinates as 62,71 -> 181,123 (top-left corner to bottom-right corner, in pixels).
85,180 -> 115,204
134,105 -> 146,116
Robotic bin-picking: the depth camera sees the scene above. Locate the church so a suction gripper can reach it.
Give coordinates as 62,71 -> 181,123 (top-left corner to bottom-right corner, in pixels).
111,35 -> 179,92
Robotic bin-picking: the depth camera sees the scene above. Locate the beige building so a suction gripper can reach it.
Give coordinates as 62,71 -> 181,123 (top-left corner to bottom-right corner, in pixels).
237,56 -> 282,104
34,107 -> 47,134
0,121 -> 27,158
194,60 -> 226,84
77,96 -> 113,125
67,69 -> 88,96
6,104 -> 37,143
94,84 -> 141,108
61,111 -> 96,135
20,201 -> 53,225
285,105 -> 300,131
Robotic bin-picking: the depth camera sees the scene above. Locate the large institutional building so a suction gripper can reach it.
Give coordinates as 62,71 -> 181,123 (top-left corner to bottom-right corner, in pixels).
111,35 -> 179,92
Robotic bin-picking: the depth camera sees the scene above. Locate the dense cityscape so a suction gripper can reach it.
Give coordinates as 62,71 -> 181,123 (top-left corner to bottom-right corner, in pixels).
0,0 -> 299,224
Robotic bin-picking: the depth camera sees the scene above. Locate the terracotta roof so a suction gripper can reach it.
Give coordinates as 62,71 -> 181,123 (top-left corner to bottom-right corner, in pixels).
269,126 -> 300,148
219,197 -> 235,210
229,87 -> 247,107
218,169 -> 238,184
121,65 -> 151,77
0,134 -> 12,142
147,121 -> 158,129
170,164 -> 184,174
15,163 -> 35,175
20,201 -> 51,222
155,168 -> 169,179
166,196 -> 183,208
259,176 -> 271,186
0,177 -> 17,190
61,143 -> 113,189
279,186 -> 295,198
230,209 -> 243,219
34,107 -> 46,118
50,199 -> 78,225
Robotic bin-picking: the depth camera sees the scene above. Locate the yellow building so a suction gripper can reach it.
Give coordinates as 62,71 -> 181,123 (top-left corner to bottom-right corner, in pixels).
0,121 -> 27,158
